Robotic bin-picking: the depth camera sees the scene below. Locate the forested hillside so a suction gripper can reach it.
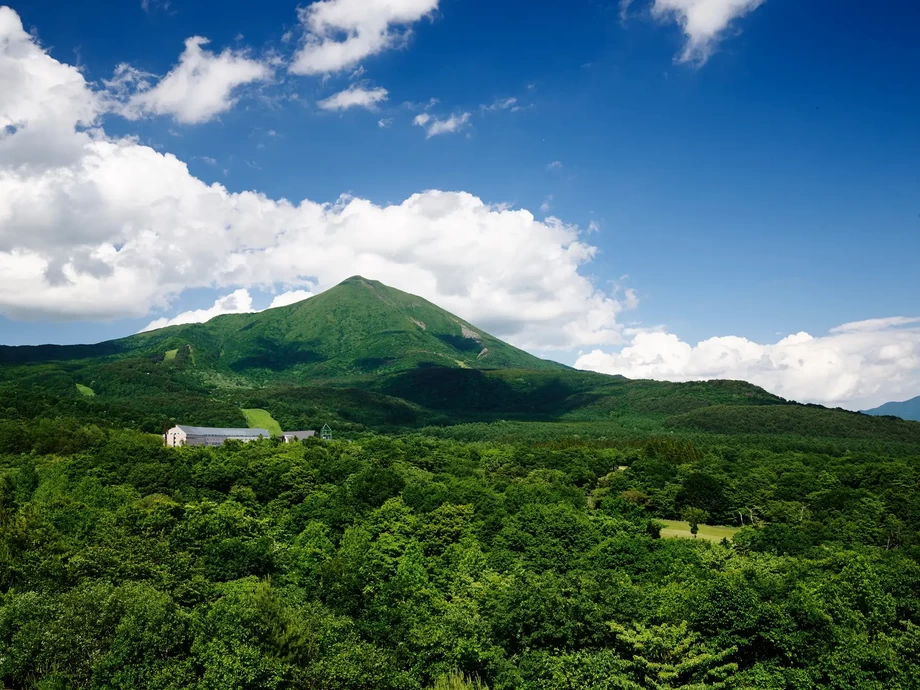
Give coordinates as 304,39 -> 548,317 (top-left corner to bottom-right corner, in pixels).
1,427 -> 919,689
2,277 -> 920,688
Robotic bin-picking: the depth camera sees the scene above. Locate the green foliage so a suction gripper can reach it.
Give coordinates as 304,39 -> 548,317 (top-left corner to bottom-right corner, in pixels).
75,383 -> 95,397
2,277 -> 920,688
0,431 -> 918,688
609,621 -> 737,689
681,508 -> 710,538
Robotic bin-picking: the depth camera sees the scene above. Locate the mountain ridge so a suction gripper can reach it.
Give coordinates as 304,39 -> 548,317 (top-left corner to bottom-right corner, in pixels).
863,396 -> 920,422
0,276 -> 563,378
1,276 -> 918,449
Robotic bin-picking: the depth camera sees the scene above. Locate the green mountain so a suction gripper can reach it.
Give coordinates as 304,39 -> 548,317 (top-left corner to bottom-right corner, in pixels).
863,396 -> 920,422
1,276 -> 918,449
2,276 -> 560,379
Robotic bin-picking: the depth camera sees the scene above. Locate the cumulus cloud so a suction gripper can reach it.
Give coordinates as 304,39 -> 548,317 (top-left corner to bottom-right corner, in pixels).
651,0 -> 766,64
113,36 -> 272,123
268,289 -> 315,309
317,85 -> 388,111
141,287 -> 315,331
142,289 -> 254,331
290,0 -> 439,75
0,5 -> 100,172
413,111 -> 470,138
575,318 -> 920,410
0,6 -> 628,351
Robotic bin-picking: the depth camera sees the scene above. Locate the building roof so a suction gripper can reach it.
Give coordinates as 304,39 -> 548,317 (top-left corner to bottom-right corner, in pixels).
173,425 -> 271,437
282,430 -> 316,439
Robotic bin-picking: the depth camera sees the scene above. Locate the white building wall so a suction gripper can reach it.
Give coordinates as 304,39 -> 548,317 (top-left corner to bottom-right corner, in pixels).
165,428 -> 187,447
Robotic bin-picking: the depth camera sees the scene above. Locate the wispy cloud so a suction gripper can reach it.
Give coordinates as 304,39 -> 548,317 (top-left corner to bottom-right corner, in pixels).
546,160 -> 563,171
141,0 -> 171,13
481,96 -> 517,113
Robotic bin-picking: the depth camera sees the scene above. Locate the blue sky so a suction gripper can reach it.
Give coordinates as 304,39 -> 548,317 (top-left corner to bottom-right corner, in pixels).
1,0 -> 918,409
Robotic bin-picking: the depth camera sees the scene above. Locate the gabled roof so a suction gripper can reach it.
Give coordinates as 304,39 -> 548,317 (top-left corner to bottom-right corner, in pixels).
173,425 -> 270,437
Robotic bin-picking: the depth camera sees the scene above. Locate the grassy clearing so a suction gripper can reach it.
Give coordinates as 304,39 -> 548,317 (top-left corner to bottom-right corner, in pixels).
656,519 -> 739,542
164,349 -> 178,361
241,408 -> 282,437
75,383 -> 95,397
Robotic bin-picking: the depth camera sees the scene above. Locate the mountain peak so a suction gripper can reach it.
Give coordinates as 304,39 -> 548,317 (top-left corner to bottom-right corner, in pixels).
123,277 -> 563,379
340,275 -> 373,285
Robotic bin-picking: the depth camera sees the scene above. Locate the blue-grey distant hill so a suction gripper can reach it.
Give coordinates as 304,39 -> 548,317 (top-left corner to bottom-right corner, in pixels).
863,396 -> 920,422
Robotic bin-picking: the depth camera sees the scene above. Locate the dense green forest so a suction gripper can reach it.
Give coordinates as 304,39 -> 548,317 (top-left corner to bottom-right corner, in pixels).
2,423 -> 919,689
2,277 -> 920,688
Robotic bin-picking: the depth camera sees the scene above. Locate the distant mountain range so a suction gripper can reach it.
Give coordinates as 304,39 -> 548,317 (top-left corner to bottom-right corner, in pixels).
863,396 -> 920,422
1,276 -> 918,446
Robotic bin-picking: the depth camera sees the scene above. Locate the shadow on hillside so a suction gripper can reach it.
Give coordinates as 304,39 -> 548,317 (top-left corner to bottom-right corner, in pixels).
0,343 -> 127,364
229,338 -> 327,372
379,366 -> 581,421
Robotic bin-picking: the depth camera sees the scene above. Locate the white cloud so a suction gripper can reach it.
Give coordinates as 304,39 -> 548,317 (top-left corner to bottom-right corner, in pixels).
0,6 -> 628,352
540,195 -> 553,213
651,0 -> 766,64
114,36 -> 272,123
413,111 -> 470,138
546,161 -> 563,171
142,289 -> 254,331
141,287 -> 316,331
378,117 -> 393,128
290,0 -> 439,75
575,318 -> 920,410
0,5 -> 100,166
317,84 -> 388,111
269,289 -> 315,309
